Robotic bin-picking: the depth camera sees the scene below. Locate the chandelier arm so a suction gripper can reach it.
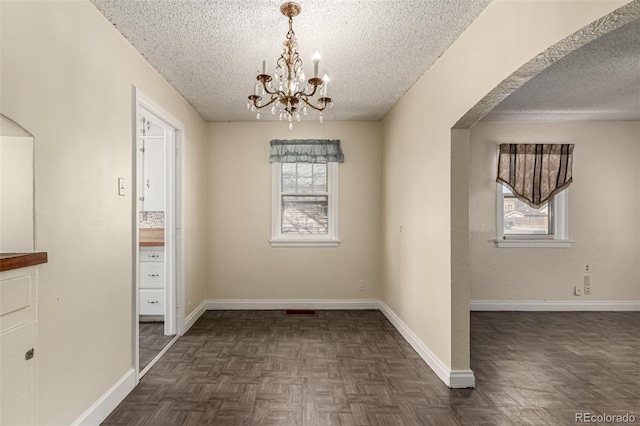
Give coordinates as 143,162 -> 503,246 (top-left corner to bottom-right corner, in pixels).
301,97 -> 327,112
249,95 -> 279,110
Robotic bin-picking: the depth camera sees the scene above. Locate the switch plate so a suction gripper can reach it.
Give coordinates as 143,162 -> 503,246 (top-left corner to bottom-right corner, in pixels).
118,178 -> 125,196
358,281 -> 365,291
584,274 -> 591,286
574,285 -> 583,296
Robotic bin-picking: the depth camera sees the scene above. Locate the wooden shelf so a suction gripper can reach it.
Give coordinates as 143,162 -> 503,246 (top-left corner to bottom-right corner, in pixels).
0,252 -> 48,272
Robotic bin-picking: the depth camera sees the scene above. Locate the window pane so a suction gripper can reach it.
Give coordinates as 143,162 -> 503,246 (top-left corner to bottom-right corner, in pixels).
312,164 -> 327,192
296,163 -> 313,193
281,195 -> 328,234
282,163 -> 297,192
504,196 -> 550,235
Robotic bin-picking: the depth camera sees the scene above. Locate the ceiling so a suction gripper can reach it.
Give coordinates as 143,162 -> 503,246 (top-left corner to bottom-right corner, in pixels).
90,1 -> 639,124
90,0 -> 491,122
482,17 -> 640,122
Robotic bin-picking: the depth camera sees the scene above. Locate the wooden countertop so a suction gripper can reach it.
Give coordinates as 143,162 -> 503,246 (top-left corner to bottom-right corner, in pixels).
0,252 -> 48,272
140,228 -> 164,247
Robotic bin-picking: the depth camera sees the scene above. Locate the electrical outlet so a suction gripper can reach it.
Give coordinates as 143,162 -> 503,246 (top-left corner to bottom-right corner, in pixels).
574,285 -> 583,296
584,274 -> 591,286
358,281 -> 365,291
584,284 -> 591,295
399,224 -> 404,236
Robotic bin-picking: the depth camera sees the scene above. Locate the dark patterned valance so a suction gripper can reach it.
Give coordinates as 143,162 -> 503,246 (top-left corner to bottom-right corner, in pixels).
497,144 -> 574,209
269,139 -> 344,163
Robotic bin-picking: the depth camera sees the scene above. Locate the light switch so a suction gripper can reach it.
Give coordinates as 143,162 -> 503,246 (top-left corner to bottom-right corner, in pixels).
118,178 -> 125,196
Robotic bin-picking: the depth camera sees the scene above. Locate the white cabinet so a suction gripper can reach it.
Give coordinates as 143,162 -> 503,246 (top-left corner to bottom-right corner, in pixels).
139,247 -> 165,316
1,267 -> 37,426
141,137 -> 164,212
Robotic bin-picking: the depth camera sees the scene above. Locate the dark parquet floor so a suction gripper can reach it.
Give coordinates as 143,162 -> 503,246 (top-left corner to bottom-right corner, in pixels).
104,310 -> 640,425
139,321 -> 175,371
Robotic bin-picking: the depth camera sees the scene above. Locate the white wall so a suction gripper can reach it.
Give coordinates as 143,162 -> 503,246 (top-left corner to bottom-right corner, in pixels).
382,0 -> 627,374
470,121 -> 640,302
0,1 -> 208,424
207,121 -> 382,300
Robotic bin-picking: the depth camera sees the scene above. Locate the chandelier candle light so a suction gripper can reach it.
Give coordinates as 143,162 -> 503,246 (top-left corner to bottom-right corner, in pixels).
247,2 -> 333,129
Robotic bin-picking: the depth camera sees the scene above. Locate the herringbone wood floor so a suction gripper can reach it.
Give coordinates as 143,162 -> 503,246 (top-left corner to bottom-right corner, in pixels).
103,310 -> 639,425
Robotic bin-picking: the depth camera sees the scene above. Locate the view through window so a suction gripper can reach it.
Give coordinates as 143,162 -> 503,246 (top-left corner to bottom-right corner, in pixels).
502,185 -> 552,236
281,163 -> 328,234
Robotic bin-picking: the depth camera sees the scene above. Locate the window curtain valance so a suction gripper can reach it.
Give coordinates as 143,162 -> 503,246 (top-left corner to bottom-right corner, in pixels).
269,139 -> 344,163
497,143 -> 574,209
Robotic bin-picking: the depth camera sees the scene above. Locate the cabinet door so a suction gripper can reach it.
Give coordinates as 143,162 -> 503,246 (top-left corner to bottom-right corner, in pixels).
1,322 -> 36,426
142,138 -> 165,212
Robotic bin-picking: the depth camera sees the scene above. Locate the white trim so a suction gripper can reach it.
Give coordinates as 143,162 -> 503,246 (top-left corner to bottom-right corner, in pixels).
378,301 -> 475,389
269,239 -> 341,247
184,300 -> 207,332
270,162 -> 340,247
471,300 -> 640,311
139,335 -> 179,378
495,239 -> 574,248
134,88 -> 185,380
496,183 -> 571,248
206,298 -> 380,310
72,368 -> 136,426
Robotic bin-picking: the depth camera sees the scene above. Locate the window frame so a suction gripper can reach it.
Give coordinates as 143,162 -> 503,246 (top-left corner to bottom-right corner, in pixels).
270,162 -> 340,247
495,183 -> 572,248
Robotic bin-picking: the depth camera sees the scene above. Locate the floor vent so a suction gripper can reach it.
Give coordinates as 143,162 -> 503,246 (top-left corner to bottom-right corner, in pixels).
284,309 -> 317,316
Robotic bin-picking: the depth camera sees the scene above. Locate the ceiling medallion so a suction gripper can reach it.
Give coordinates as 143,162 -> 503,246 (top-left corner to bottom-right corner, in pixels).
247,2 -> 333,129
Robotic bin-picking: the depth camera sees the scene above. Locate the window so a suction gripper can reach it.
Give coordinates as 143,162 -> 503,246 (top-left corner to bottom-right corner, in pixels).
496,183 -> 572,248
271,162 -> 339,247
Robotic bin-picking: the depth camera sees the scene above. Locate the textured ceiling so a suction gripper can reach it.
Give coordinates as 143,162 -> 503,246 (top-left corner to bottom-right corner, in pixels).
90,0 -> 491,122
482,17 -> 640,123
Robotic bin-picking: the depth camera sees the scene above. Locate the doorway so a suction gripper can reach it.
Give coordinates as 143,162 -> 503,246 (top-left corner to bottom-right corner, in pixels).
134,89 -> 184,378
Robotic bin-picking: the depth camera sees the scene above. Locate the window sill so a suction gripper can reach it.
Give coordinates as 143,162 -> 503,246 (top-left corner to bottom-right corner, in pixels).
495,238 -> 574,248
270,238 -> 341,248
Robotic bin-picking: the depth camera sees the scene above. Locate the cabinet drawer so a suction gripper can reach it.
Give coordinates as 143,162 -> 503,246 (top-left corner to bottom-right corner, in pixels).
139,290 -> 164,315
140,263 -> 165,289
140,248 -> 164,262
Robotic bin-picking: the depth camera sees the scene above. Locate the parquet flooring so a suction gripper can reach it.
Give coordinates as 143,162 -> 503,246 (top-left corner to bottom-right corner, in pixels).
139,321 -> 175,371
104,310 -> 639,425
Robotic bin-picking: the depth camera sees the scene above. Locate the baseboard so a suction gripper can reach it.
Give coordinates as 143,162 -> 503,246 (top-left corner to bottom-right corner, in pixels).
183,300 -> 207,333
72,368 -> 136,426
206,298 -> 380,310
471,300 -> 640,311
378,301 -> 475,389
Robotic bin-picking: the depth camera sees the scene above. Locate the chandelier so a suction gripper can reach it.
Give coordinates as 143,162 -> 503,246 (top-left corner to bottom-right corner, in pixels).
247,2 -> 333,129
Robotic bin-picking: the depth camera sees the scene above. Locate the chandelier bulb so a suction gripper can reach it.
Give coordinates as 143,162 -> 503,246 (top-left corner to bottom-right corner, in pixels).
288,114 -> 292,122
251,105 -> 256,112
319,113 -> 324,124
303,106 -> 308,116
289,122 -> 293,130
296,113 -> 301,122
279,112 -> 283,121
300,72 -> 305,82
256,112 -> 261,120
271,105 -> 276,114
246,102 -> 250,110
